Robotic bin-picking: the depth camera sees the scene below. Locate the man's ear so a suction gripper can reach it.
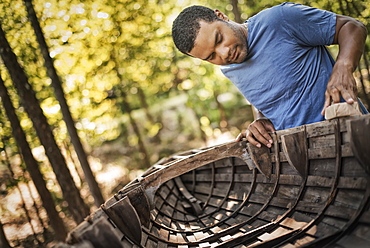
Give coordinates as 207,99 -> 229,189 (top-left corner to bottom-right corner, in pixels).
214,9 -> 230,21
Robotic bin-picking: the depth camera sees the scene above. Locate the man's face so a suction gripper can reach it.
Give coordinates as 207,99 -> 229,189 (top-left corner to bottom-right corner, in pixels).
188,19 -> 248,65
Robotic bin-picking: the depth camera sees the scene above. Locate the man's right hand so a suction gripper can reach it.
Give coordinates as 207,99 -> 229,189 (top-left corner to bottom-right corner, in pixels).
236,118 -> 276,148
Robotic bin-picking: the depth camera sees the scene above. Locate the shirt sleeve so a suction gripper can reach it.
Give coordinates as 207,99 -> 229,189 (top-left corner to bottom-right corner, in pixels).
279,3 -> 337,46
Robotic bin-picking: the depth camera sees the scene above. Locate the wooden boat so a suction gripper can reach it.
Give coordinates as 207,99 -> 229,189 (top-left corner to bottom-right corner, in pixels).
57,114 -> 370,248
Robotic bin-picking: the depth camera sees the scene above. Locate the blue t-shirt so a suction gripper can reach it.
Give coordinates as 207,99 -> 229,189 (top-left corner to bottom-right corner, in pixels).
221,2 -> 337,130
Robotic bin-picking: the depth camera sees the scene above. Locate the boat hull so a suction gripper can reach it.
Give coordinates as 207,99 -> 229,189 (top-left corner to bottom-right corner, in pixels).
60,115 -> 370,248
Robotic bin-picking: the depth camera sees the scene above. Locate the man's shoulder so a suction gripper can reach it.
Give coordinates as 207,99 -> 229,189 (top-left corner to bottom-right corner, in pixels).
253,2 -> 328,20
249,3 -> 294,23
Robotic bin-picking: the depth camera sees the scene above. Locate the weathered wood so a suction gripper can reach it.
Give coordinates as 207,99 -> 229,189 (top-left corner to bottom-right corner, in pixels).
247,143 -> 272,178
59,115 -> 370,248
348,116 -> 370,175
102,196 -> 142,246
73,217 -> 125,248
281,130 -> 308,177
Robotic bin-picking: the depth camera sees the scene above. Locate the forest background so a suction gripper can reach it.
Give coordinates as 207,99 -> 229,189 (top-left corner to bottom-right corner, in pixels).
0,0 -> 369,247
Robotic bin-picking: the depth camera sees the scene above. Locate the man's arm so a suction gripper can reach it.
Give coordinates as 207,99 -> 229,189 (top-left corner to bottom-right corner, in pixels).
236,109 -> 275,148
322,15 -> 367,115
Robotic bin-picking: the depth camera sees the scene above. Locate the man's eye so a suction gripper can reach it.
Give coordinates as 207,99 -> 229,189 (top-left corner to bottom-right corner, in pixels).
217,34 -> 222,44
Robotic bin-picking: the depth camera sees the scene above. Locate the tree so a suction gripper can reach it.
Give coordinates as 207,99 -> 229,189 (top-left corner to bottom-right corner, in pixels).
23,0 -> 104,207
0,23 -> 89,224
0,75 -> 68,241
0,219 -> 11,248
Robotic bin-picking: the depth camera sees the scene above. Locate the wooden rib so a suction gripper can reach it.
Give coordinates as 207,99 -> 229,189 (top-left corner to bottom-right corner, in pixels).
272,119 -> 343,247
201,162 -> 216,211
141,141 -> 249,200
191,169 -> 196,195
209,133 -> 283,247
247,143 -> 272,178
149,159 -> 237,234
281,129 -> 307,177
102,196 -> 143,247
144,167 -> 258,245
211,130 -> 312,247
174,177 -> 203,216
192,168 -> 258,242
301,177 -> 370,247
77,217 -> 126,248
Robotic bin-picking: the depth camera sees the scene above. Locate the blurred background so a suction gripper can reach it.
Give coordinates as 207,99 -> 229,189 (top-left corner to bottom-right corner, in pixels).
0,0 -> 369,247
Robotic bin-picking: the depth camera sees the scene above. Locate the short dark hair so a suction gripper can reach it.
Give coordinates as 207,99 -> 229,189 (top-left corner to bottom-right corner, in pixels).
172,6 -> 219,55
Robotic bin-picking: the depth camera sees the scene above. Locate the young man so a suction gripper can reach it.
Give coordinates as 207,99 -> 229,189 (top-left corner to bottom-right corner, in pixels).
172,3 -> 368,148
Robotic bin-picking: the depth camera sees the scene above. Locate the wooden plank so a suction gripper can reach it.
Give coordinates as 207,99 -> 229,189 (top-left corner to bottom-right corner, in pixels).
268,196 -> 295,210
239,203 -> 264,217
281,130 -> 308,177
298,186 -> 331,205
320,215 -> 347,230
234,173 -> 254,183
334,188 -> 365,209
145,238 -> 159,248
213,158 -> 234,168
157,241 -> 168,248
359,210 -> 370,224
335,234 -> 370,248
308,134 -> 335,149
275,185 -> 302,200
266,204 -> 291,216
141,141 -> 250,191
258,226 -> 291,241
278,174 -> 302,186
280,162 -> 300,176
257,210 -> 280,222
341,157 -> 369,177
102,196 -> 142,246
348,116 -> 370,174
292,235 -> 316,246
254,183 -> 275,195
159,228 -> 169,240
337,176 -> 368,189
290,211 -> 315,223
306,175 -> 366,189
308,158 -> 336,177
301,219 -> 336,239
352,225 -> 370,242
77,217 -> 125,248
306,175 -> 334,187
280,217 -> 308,230
193,231 -> 209,240
306,121 -> 334,138
324,204 -> 357,220
229,186 -> 253,200
247,143 -> 272,178
221,199 -> 242,212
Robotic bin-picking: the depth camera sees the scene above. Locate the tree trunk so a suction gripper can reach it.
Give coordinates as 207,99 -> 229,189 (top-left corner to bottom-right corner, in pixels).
120,90 -> 151,169
0,219 -> 11,248
137,87 -> 161,143
109,53 -> 151,169
23,0 -> 104,207
137,87 -> 155,123
230,0 -> 242,23
0,76 -> 68,241
214,91 -> 228,131
0,24 -> 89,224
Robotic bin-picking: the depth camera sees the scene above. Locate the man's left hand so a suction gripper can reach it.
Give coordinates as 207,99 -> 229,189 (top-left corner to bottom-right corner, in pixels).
321,62 -> 358,115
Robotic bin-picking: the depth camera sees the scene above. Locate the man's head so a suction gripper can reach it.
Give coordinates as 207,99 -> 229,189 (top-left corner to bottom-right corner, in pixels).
172,6 -> 219,55
172,6 -> 248,65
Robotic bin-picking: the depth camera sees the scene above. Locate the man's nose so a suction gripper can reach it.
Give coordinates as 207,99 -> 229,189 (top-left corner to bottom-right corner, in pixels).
216,46 -> 230,62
